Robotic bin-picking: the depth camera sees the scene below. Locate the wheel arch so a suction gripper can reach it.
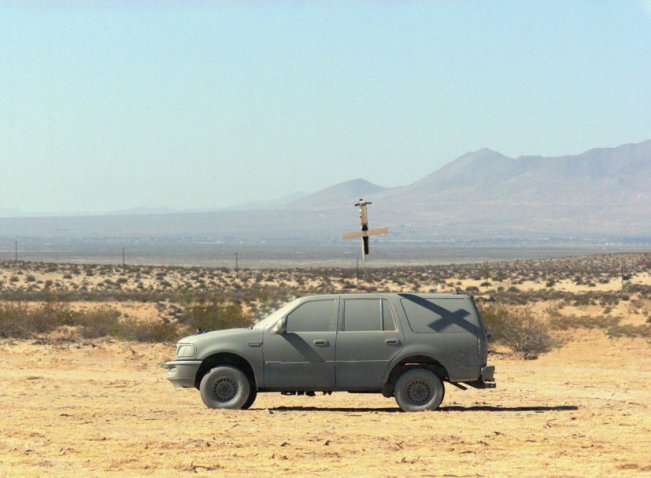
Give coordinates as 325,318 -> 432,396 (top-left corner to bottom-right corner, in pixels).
382,355 -> 449,397
195,352 -> 257,390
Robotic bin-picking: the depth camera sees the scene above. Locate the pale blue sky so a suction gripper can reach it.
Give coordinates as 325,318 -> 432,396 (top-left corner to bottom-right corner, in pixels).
1,1 -> 650,214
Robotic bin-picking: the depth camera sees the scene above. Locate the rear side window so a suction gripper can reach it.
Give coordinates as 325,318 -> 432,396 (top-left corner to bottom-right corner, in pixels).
400,296 -> 480,334
343,299 -> 396,332
343,299 -> 381,331
287,300 -> 336,332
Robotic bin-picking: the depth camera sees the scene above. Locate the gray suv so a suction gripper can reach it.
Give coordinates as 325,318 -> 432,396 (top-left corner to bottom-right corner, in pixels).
164,293 -> 495,412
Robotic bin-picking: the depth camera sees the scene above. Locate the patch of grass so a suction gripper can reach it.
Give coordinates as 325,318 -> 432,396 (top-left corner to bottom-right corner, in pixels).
606,324 -> 651,340
550,315 -> 621,330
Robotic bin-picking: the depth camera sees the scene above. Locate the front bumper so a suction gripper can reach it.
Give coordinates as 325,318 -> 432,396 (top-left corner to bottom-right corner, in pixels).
163,360 -> 202,388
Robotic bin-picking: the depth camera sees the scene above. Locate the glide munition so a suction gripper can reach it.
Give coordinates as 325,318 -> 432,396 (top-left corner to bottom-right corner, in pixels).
342,199 -> 388,259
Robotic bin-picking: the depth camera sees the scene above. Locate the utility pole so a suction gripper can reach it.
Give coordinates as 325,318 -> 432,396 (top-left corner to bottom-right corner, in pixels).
14,241 -> 18,264
122,247 -> 126,268
621,266 -> 630,291
621,266 -> 624,291
235,252 -> 239,273
355,256 -> 359,287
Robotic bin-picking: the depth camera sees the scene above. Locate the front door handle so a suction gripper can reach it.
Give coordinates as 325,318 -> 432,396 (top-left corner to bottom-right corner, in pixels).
385,338 -> 401,346
313,339 -> 330,347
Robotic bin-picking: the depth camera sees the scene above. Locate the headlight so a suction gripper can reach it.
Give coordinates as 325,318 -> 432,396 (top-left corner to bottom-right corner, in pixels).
176,344 -> 196,358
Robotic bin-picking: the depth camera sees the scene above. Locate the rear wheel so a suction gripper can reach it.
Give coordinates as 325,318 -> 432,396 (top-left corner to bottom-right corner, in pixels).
394,368 -> 445,412
199,366 -> 256,409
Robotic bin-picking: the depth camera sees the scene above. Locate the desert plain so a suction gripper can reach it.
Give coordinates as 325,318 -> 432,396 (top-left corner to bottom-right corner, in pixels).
1,252 -> 650,477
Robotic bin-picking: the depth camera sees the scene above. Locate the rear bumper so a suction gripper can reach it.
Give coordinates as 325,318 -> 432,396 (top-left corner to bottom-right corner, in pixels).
163,360 -> 202,388
463,366 -> 496,389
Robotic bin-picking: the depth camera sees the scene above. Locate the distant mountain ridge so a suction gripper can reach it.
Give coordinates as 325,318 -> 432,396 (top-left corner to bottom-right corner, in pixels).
1,140 -> 650,242
275,140 -> 651,239
290,140 -> 651,209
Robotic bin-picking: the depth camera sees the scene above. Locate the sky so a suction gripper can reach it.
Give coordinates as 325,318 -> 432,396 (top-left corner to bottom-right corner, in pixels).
1,1 -> 650,215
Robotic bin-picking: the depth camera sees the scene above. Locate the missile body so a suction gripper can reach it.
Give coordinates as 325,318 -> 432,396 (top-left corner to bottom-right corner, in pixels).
342,199 -> 388,259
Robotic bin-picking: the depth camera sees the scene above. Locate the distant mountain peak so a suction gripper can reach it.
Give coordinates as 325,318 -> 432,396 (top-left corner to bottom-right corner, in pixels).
285,177 -> 386,209
468,147 -> 502,155
337,177 -> 380,188
455,148 -> 510,161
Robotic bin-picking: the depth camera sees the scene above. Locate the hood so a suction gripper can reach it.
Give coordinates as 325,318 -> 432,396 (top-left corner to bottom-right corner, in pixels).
179,327 -> 257,347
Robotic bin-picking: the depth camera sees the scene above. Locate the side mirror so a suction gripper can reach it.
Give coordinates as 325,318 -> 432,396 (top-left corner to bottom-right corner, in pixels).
271,316 -> 288,335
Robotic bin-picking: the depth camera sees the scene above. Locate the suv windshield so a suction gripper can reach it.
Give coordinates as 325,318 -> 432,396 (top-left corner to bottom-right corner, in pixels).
252,298 -> 300,330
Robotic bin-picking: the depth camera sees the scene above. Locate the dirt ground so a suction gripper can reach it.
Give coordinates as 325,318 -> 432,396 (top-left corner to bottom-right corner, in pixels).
1,331 -> 650,478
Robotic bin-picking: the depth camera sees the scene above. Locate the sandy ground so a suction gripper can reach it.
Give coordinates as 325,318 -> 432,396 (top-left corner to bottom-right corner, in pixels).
1,332 -> 650,478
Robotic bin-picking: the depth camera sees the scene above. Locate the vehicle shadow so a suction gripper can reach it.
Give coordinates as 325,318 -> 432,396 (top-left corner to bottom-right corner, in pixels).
263,406 -> 401,413
440,405 -> 579,412
260,405 -> 578,413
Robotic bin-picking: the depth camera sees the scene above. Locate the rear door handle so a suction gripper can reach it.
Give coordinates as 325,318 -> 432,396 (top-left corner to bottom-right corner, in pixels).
385,338 -> 401,346
313,339 -> 330,347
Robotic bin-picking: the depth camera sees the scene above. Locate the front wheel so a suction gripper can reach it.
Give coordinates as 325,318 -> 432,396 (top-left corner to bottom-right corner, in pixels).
394,368 -> 445,412
199,366 -> 256,409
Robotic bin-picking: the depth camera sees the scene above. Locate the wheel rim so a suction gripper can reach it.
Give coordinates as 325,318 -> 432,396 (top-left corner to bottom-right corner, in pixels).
406,379 -> 432,405
212,377 -> 238,403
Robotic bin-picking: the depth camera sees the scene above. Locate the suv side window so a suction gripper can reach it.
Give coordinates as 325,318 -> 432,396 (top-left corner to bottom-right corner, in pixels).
400,297 -> 479,334
343,299 -> 382,331
286,299 -> 336,332
342,299 -> 396,331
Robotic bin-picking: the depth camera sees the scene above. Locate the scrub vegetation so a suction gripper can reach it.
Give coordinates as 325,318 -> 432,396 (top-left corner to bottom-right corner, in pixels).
0,252 -> 649,355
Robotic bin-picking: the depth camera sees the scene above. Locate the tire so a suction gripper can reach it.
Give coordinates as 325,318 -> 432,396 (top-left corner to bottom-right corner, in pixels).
199,366 -> 255,410
241,388 -> 258,410
394,368 -> 445,412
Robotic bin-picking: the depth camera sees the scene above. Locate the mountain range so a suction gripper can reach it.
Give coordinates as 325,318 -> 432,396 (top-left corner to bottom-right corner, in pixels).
2,140 -> 650,243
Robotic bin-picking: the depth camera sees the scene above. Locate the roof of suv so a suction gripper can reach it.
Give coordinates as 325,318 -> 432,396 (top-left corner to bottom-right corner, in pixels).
301,292 -> 472,300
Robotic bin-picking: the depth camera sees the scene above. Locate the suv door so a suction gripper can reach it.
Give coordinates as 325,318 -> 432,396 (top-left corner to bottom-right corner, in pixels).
263,298 -> 338,390
335,298 -> 403,390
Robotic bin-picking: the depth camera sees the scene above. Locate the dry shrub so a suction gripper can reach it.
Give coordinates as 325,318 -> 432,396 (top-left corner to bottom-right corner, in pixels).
479,304 -> 555,356
77,310 -> 178,343
113,319 -> 179,343
179,300 -> 252,333
75,308 -> 122,338
0,302 -> 75,338
0,301 -> 178,343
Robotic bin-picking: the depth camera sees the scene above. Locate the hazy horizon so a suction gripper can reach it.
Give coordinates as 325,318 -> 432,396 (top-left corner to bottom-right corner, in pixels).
2,138 -> 651,218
